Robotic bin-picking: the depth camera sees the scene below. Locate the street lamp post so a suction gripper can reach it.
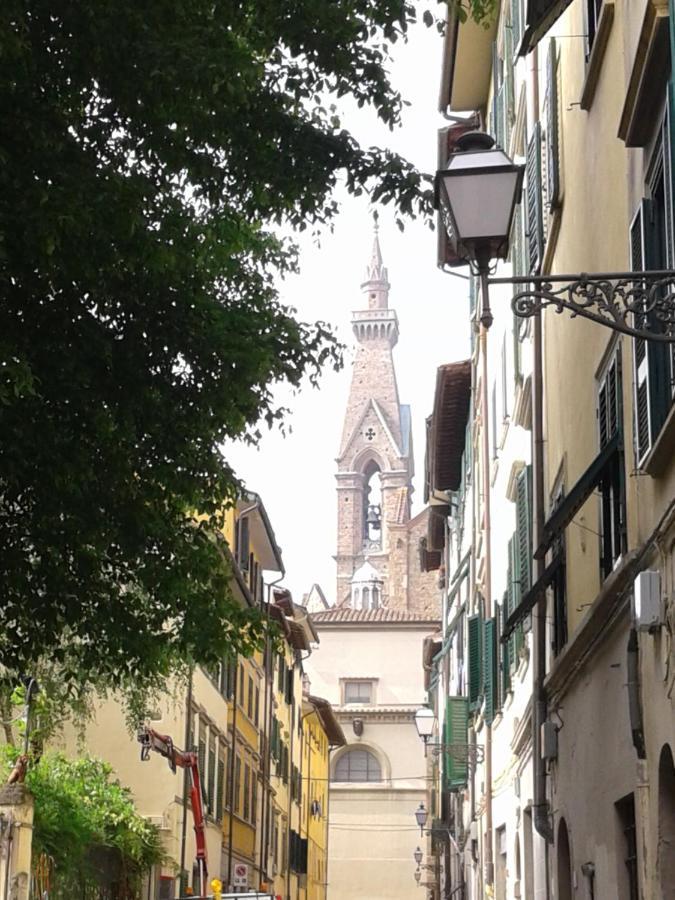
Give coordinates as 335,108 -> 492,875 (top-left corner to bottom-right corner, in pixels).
434,130 -> 675,343
413,706 -> 484,768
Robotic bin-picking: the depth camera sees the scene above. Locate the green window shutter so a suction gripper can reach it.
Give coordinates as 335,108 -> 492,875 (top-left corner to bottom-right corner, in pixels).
444,696 -> 469,790
526,122 -> 544,274
483,618 -> 498,725
516,465 -> 533,593
546,39 -> 561,210
512,0 -> 523,51
504,24 -> 515,149
468,613 -> 483,709
500,594 -> 511,696
216,757 -> 225,821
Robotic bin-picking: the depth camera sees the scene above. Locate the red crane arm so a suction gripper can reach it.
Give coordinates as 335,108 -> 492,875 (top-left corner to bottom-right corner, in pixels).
138,727 -> 208,896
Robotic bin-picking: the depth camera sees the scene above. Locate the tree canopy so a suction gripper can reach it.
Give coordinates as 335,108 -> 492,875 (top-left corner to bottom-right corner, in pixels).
0,1 -> 444,694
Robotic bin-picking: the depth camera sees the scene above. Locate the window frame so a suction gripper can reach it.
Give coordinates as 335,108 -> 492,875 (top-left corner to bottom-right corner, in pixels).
342,679 -> 375,705
333,748 -> 382,783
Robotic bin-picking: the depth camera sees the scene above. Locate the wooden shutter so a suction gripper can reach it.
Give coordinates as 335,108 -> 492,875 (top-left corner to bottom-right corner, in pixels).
546,38 -> 561,210
504,22 -> 515,150
631,204 -> 651,462
512,0 -> 523,51
500,594 -> 511,695
468,613 -> 483,709
483,617 -> 498,725
516,465 -> 533,593
237,516 -> 250,571
526,122 -> 545,274
444,696 -> 469,790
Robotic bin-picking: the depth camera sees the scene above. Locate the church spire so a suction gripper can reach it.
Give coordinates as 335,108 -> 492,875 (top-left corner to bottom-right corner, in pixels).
361,214 -> 390,309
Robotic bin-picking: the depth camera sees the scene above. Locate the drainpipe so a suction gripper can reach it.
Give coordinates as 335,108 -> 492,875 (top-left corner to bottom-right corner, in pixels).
260,574 -> 284,886
227,659 -> 239,890
179,667 -> 194,894
528,35 -> 554,867
478,309 -> 494,889
532,306 -> 554,860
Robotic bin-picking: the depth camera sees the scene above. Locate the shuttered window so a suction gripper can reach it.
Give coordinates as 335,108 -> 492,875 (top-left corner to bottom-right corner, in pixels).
483,617 -> 498,725
444,696 -> 469,790
546,39 -> 561,210
516,465 -> 533,593
631,109 -> 675,466
598,348 -> 626,579
526,122 -> 545,274
236,516 -> 250,571
499,598 -> 511,696
468,613 -> 483,709
512,0 -> 524,52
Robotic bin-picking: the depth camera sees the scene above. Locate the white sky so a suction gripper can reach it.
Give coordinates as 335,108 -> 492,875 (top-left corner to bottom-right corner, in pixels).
225,11 -> 470,603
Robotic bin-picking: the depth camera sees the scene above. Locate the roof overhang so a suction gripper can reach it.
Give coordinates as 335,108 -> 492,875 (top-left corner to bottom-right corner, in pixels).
306,695 -> 346,746
520,0 -> 575,56
427,361 -> 472,494
439,6 -> 498,113
238,494 -> 285,574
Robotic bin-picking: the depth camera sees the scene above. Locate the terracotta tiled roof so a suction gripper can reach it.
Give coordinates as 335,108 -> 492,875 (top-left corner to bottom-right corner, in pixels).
311,607 -> 440,624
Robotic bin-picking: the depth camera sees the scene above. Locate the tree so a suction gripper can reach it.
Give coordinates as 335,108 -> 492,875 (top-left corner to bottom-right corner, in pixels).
0,1 -> 441,695
1,748 -> 165,897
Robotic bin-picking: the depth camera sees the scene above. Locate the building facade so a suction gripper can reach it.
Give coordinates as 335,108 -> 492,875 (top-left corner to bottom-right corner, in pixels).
305,233 -> 441,900
55,496 -> 343,900
428,0 -> 675,898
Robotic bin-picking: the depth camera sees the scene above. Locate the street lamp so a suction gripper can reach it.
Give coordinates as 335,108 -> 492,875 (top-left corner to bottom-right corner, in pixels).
415,803 -> 428,835
414,706 -> 435,755
413,705 -> 484,768
414,870 -> 421,884
435,130 -> 675,341
413,846 -> 423,866
436,131 -> 524,279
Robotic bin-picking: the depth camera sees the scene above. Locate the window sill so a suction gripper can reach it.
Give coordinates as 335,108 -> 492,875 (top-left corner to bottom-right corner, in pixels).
641,400 -> 675,477
580,1 -> 615,111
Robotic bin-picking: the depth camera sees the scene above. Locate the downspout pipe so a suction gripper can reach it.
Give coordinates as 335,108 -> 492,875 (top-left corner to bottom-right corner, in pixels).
532,308 -> 554,852
478,283 -> 494,888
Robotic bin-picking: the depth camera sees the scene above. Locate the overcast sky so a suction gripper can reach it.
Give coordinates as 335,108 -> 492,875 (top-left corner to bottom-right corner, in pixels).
225,10 -> 470,603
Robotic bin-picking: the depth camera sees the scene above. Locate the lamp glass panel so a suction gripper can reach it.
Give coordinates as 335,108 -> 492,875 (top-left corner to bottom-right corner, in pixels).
442,169 -> 520,243
414,707 -> 435,738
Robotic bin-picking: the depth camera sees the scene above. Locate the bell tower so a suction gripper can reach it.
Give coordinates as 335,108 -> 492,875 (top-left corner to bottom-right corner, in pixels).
335,222 -> 413,608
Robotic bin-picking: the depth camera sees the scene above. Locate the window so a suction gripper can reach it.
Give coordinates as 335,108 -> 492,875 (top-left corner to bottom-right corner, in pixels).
333,749 -> 382,783
615,794 -> 639,900
254,685 -> 260,727
631,106 -> 675,466
247,675 -> 254,719
235,515 -> 249,572
550,485 -> 568,656
215,749 -> 225,822
343,680 -> 373,704
207,733 -> 216,815
243,763 -> 250,820
597,348 -> 626,578
234,755 -> 241,814
585,0 -> 604,59
526,122 -> 544,274
238,663 -> 245,705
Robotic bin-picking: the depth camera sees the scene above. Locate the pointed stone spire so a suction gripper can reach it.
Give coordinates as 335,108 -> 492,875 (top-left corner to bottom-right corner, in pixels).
361,213 -> 390,309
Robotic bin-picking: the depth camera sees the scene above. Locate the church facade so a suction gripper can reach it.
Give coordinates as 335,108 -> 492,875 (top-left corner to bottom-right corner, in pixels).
305,229 -> 441,900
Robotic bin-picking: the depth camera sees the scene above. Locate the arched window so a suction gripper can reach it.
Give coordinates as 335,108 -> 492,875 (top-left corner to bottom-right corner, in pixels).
333,749 -> 381,783
353,587 -> 361,609
362,587 -> 370,610
372,587 -> 379,609
658,744 -> 675,889
557,819 -> 572,900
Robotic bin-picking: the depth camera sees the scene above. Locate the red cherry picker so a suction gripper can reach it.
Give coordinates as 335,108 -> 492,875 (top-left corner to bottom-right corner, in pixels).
137,726 -> 208,898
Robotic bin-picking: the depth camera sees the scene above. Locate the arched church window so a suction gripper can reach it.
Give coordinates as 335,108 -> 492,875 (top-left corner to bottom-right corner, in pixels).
363,461 -> 382,549
333,749 -> 381,783
362,587 -> 370,610
353,587 -> 361,609
371,587 -> 379,609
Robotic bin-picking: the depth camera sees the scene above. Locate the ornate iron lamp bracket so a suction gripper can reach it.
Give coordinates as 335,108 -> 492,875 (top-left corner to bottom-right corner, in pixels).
428,742 -> 485,768
488,270 -> 675,342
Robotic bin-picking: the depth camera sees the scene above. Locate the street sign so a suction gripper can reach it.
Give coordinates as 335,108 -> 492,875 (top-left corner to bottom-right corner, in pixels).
232,864 -> 249,888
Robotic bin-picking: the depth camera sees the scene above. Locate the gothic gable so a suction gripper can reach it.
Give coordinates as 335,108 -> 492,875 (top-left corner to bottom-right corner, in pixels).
337,398 -> 405,473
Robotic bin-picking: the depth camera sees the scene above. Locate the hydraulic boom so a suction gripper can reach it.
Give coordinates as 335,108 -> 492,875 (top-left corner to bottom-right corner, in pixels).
138,726 -> 208,897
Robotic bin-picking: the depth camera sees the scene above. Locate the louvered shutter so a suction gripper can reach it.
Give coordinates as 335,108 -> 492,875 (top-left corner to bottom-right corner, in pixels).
468,613 -> 482,709
516,465 -> 533,593
526,122 -> 545,274
500,595 -> 511,695
444,696 -> 469,790
511,203 -> 524,384
631,205 -> 651,462
512,0 -> 523,51
483,617 -> 498,724
504,24 -> 515,150
546,39 -> 561,210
